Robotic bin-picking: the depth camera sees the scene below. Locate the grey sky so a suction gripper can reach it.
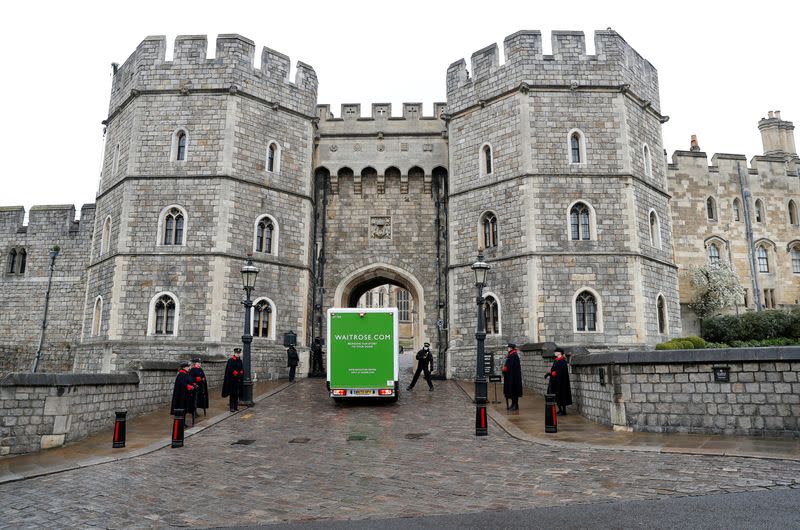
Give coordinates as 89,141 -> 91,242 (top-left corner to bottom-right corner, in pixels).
1,0 -> 797,213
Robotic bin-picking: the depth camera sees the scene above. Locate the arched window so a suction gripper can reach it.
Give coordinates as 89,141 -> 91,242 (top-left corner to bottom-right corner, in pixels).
789,200 -> 798,226
397,289 -> 410,322
266,141 -> 281,173
706,197 -> 717,220
642,144 -> 652,177
755,199 -> 763,223
570,133 -> 582,163
17,249 -> 26,274
483,295 -> 500,335
479,143 -> 493,176
649,210 -> 661,249
152,293 -> 177,335
101,216 -> 112,255
92,296 -> 103,337
162,207 -> 185,245
708,243 -> 721,265
252,298 -> 276,339
732,198 -> 741,222
791,245 -> 800,274
480,212 -> 498,248
254,215 -> 278,255
575,290 -> 598,332
7,248 -> 17,274
176,131 -> 187,161
570,202 -> 591,241
757,245 -> 769,273
657,295 -> 667,334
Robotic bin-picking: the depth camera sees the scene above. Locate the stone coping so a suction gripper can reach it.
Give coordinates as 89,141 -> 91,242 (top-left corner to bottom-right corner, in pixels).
518,342 -> 590,359
134,356 -> 227,371
570,346 -> 800,366
0,373 -> 139,387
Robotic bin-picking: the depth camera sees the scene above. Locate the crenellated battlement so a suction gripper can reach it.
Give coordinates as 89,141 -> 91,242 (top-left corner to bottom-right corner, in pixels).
108,34 -> 318,118
669,150 -> 800,180
446,29 -> 660,115
0,204 -> 95,237
316,102 -> 446,121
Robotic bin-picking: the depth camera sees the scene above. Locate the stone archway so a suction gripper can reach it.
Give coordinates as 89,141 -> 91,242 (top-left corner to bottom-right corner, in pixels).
334,263 -> 427,351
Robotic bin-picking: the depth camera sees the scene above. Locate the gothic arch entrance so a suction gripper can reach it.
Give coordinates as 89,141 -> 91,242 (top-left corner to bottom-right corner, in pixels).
333,263 -> 427,351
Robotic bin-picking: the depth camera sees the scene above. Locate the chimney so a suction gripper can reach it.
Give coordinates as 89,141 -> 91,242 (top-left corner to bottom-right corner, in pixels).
690,134 -> 701,152
759,110 -> 797,157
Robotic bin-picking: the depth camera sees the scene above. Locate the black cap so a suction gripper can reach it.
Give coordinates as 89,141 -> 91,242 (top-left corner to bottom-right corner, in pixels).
191,357 -> 201,363
179,361 -> 190,368
233,347 -> 242,354
424,342 -> 430,347
507,343 -> 517,349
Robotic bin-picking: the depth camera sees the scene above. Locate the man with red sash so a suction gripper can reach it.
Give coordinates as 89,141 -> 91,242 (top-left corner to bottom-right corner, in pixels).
222,348 -> 244,412
171,361 -> 196,416
502,343 -> 523,410
545,350 -> 573,416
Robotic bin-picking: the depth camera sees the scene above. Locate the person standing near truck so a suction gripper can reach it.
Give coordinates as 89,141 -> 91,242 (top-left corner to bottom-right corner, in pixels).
407,342 -> 434,391
310,337 -> 324,376
287,344 -> 299,382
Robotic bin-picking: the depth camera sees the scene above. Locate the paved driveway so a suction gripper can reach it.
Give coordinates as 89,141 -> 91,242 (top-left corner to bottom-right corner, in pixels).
1,375 -> 798,528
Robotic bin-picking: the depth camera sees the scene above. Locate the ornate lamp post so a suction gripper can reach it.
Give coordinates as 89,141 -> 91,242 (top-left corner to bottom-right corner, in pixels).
240,256 -> 259,406
32,246 -> 60,373
471,251 -> 490,436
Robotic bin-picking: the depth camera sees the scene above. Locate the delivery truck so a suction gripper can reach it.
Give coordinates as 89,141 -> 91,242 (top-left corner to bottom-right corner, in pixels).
327,307 -> 399,402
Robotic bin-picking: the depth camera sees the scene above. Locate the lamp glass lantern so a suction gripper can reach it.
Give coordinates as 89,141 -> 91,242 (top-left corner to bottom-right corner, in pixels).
241,260 -> 259,290
471,254 -> 490,287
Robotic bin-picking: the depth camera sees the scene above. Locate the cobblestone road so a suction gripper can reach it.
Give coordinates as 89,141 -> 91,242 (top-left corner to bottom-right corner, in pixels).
1,376 -> 799,529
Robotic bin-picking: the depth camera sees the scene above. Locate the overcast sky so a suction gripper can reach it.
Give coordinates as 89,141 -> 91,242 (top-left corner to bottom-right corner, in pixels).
1,1 -> 797,214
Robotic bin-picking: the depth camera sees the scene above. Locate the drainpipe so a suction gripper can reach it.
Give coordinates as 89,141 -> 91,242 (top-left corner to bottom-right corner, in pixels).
32,246 -> 60,373
737,162 -> 762,311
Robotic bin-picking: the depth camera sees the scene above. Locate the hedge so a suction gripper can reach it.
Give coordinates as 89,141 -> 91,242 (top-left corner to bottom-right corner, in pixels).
701,308 -> 800,344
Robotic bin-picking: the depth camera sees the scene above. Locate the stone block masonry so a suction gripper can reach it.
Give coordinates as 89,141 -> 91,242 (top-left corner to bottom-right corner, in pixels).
568,347 -> 800,438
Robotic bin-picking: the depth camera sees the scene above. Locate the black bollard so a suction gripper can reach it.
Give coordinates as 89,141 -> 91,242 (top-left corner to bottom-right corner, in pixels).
112,410 -> 127,448
171,408 -> 186,448
545,393 -> 557,433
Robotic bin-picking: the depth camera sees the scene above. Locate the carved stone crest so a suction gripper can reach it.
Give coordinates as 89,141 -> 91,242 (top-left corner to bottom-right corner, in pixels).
353,143 -> 362,152
400,143 -> 408,152
370,216 -> 391,240
423,143 -> 433,152
329,144 -> 338,152
377,143 -> 385,152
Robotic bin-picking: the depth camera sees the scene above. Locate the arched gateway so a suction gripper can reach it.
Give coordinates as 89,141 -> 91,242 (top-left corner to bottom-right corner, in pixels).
309,107 -> 450,375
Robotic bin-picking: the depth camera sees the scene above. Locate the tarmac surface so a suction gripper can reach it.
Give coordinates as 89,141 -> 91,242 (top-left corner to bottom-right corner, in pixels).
1,372 -> 799,528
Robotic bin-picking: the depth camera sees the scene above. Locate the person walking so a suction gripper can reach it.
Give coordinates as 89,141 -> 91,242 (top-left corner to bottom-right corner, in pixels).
287,344 -> 299,382
502,343 -> 523,410
188,357 -> 209,417
222,348 -> 244,412
407,342 -> 434,391
546,350 -> 573,415
171,361 -> 195,416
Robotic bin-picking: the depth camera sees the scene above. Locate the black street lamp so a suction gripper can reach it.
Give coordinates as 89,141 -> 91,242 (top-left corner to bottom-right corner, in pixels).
32,246 -> 60,373
471,251 -> 490,436
240,255 -> 259,406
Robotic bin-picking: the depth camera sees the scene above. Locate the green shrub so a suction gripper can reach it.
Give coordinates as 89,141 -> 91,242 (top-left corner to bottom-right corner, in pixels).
684,336 -> 707,349
705,342 -> 730,349
702,309 -> 797,343
677,340 -> 695,349
656,341 -> 681,350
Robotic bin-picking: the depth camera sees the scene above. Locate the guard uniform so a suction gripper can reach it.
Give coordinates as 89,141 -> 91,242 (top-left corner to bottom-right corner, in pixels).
171,361 -> 196,416
311,337 -> 324,375
502,343 -> 523,410
188,358 -> 209,415
546,351 -> 573,415
222,349 -> 244,412
287,345 -> 299,382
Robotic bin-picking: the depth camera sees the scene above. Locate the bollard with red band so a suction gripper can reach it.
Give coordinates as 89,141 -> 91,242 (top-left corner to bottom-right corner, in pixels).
112,410 -> 127,448
545,393 -> 557,433
171,408 -> 185,448
475,404 -> 488,436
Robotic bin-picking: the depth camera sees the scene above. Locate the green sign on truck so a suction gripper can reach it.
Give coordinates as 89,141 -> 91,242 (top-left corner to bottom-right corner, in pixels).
327,308 -> 399,402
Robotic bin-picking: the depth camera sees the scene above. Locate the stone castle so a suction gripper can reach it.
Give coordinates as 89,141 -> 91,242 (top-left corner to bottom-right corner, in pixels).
1,30 -> 797,379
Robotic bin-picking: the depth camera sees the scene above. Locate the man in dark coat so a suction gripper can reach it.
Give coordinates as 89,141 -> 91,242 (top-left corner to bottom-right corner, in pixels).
502,343 -> 523,410
546,350 -> 573,415
188,357 -> 209,416
310,337 -> 324,375
287,345 -> 299,382
222,348 -> 244,412
407,342 -> 434,391
171,361 -> 196,416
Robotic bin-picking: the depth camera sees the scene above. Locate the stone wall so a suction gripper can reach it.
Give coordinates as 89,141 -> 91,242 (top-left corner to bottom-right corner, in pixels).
0,359 -> 227,457
570,347 -> 800,437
